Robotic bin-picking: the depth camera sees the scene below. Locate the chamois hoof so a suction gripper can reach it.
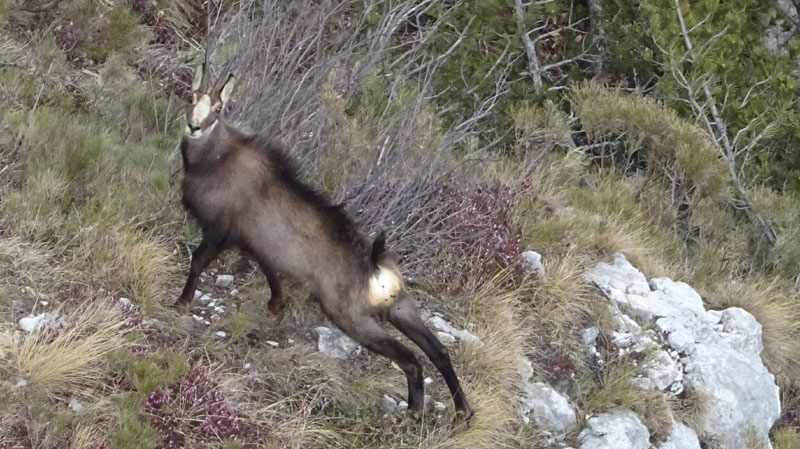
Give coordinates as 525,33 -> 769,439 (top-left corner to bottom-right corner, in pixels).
173,297 -> 192,309
267,300 -> 285,315
453,408 -> 474,430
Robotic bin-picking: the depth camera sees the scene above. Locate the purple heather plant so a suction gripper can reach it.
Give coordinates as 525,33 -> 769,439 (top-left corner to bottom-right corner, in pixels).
144,368 -> 255,448
400,180 -> 527,288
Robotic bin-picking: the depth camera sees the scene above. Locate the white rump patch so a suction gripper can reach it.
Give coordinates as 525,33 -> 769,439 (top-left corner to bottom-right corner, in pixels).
368,266 -> 402,307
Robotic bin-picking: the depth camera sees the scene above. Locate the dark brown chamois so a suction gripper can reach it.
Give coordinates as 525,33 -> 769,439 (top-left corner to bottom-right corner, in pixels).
175,64 -> 474,425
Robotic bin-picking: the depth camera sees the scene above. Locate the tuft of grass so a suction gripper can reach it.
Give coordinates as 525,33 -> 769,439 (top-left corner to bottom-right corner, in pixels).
64,0 -> 149,63
74,226 -> 178,317
430,280 -> 530,449
523,250 -> 594,380
772,427 -> 800,449
0,236 -> 72,296
671,387 -> 711,435
1,300 -> 130,400
228,304 -> 256,343
576,360 -> 675,440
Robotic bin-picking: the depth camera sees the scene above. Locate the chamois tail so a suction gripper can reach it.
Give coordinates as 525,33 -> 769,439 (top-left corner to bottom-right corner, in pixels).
371,231 -> 387,267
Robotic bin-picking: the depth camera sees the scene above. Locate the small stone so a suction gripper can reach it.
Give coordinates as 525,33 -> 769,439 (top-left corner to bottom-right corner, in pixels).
397,401 -> 408,411
203,320 -> 211,325
424,377 -> 433,385
214,306 -> 224,314
14,379 -> 27,389
243,362 -> 251,369
118,297 -> 132,308
423,394 -> 433,412
429,316 -> 480,344
68,398 -> 84,413
215,331 -> 227,338
19,312 -> 59,333
194,289 -> 202,299
230,289 -> 239,296
287,338 -> 295,344
192,314 -> 203,322
633,377 -> 657,390
314,326 -> 360,359
215,274 -> 234,288
436,331 -> 456,344
39,301 -> 48,306
522,250 -> 545,277
208,301 -> 216,308
582,327 -> 600,350
199,294 -> 212,303
266,340 -> 279,347
379,395 -> 398,414
434,401 -> 447,413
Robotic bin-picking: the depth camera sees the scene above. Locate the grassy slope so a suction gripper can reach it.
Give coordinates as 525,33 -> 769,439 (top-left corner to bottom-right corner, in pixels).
0,2 -> 799,449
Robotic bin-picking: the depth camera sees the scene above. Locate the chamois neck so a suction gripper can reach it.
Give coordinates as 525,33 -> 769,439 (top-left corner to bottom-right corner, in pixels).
181,120 -> 235,171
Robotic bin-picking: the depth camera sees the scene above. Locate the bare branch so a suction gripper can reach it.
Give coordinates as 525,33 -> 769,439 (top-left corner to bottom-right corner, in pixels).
740,76 -> 772,109
515,0 -> 543,90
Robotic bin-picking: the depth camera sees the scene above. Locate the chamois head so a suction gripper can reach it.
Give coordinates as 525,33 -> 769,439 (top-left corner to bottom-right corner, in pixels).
184,64 -> 236,140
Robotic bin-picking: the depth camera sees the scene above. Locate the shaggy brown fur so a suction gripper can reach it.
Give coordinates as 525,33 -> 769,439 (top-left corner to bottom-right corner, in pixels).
175,66 -> 474,425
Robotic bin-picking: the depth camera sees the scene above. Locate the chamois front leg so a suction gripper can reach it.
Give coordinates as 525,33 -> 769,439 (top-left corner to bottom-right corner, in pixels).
175,239 -> 221,307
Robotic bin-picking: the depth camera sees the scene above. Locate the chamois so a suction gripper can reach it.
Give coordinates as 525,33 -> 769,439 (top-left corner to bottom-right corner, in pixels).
175,64 -> 474,425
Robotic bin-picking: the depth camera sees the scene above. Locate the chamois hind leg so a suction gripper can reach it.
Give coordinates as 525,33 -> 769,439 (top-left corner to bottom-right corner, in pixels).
387,296 -> 474,425
252,256 -> 284,315
328,311 -> 426,414
176,238 -> 221,306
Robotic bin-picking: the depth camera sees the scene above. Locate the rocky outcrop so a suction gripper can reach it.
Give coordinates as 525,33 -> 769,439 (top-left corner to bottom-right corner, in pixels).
586,253 -> 781,449
578,411 -> 650,449
657,422 -> 701,449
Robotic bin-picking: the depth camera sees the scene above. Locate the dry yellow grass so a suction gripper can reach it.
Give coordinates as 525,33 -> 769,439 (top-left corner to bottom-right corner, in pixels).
2,300 -> 131,398
671,387 -> 711,435
70,226 -> 179,316
0,235 -> 72,297
425,279 -> 530,449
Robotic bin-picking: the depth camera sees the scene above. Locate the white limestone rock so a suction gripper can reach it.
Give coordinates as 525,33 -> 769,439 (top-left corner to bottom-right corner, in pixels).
657,422 -> 701,449
587,253 -> 781,449
314,326 -> 360,359
577,410 -> 650,449
428,316 -> 480,344
19,312 -> 60,333
522,250 -> 545,277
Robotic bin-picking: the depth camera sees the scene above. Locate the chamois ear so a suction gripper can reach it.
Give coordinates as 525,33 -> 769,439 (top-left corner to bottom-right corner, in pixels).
192,64 -> 205,92
218,73 -> 236,106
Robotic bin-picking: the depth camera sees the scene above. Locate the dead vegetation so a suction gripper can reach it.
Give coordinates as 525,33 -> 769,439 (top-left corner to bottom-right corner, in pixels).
0,0 -> 798,447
